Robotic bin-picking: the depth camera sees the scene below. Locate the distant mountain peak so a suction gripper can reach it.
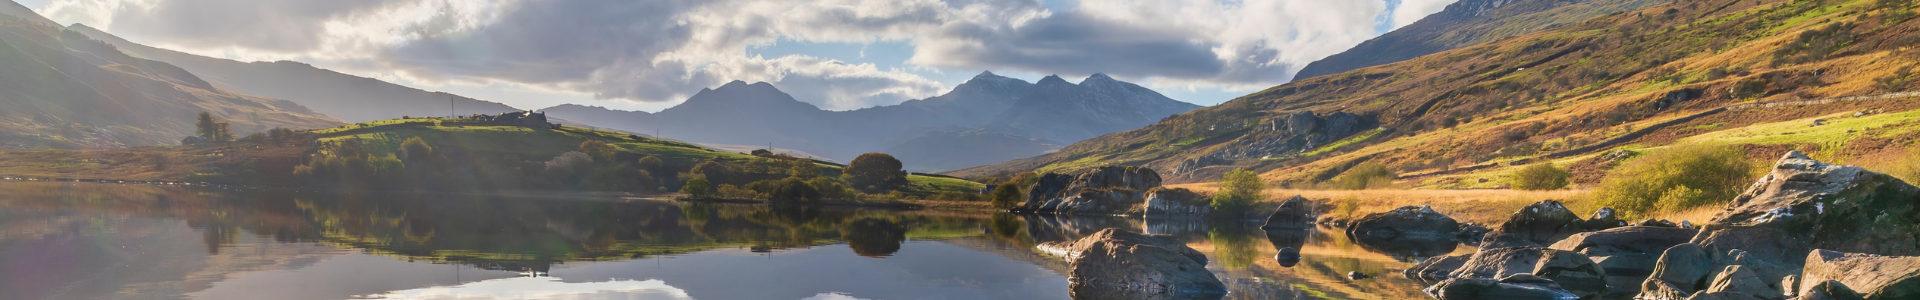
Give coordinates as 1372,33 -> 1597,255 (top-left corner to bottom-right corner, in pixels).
1037,75 -> 1071,86
973,71 -> 1001,79
1082,73 -> 1118,85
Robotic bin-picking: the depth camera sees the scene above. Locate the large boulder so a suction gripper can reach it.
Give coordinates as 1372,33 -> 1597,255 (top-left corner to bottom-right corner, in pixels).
1447,247 -> 1609,297
1644,243 -> 1717,300
1551,226 -> 1698,297
1799,249 -> 1920,299
1796,280 -> 1867,300
1425,274 -> 1583,300
1711,151 -> 1920,256
1493,200 -> 1588,246
1690,265 -> 1783,300
1581,207 -> 1629,231
1260,195 -> 1315,229
1019,166 -> 1165,215
1142,187 -> 1211,218
1408,254 -> 1473,283
1039,228 -> 1227,298
1347,205 -> 1462,258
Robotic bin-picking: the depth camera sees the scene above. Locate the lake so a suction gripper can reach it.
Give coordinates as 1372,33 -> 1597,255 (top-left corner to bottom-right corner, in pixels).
0,182 -> 1467,300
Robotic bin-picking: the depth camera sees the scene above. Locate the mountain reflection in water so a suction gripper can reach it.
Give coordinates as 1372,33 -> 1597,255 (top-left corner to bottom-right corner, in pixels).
0,182 -> 1467,299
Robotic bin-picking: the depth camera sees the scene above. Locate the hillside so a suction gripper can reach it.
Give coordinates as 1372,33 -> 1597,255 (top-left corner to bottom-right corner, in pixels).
544,72 -> 1195,171
0,117 -> 983,196
0,14 -> 342,149
1292,0 -> 1669,80
955,0 -> 1920,188
59,25 -> 522,122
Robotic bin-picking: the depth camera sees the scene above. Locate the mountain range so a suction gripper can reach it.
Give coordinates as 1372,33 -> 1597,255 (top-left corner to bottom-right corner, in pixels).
544,72 -> 1197,171
63,25 -> 522,123
0,12 -> 340,148
1291,0 -> 1667,80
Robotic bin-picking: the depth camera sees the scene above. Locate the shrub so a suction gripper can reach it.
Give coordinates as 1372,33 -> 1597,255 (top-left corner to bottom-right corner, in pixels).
770,178 -> 822,202
543,151 -> 595,183
400,136 -> 434,162
1511,162 -> 1572,190
1592,145 -> 1755,218
1210,168 -> 1264,216
990,184 -> 1025,210
579,140 -> 616,161
681,178 -> 713,199
1330,163 -> 1396,190
808,177 -> 856,199
716,183 -> 767,200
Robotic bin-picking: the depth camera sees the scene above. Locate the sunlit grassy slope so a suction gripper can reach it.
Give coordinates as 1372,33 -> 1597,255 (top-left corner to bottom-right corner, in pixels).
957,0 -> 1920,192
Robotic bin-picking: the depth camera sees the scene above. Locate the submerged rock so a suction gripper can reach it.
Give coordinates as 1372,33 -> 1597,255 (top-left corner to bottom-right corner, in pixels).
1040,228 -> 1227,298
1407,254 -> 1473,283
1259,195 -> 1315,229
1347,205 -> 1461,258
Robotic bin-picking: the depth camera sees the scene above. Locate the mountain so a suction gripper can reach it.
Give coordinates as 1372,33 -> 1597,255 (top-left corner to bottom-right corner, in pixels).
987,74 -> 1200,142
0,13 -> 342,148
544,72 -> 1195,171
954,0 -> 1920,187
1290,0 -> 1667,80
62,24 -> 521,122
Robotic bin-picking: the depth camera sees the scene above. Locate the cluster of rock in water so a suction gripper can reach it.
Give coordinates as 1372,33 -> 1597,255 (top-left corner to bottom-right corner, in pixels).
1018,151 -> 1920,299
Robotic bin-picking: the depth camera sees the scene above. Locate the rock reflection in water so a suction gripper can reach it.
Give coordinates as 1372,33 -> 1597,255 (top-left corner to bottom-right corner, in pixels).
1266,229 -> 1309,267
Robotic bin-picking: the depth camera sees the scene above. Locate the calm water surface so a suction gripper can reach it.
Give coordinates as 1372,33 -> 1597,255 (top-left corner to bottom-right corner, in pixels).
0,182 -> 1468,300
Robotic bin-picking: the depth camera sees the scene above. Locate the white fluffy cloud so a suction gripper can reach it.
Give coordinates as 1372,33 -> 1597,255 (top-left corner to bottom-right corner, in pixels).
37,0 -> 1448,109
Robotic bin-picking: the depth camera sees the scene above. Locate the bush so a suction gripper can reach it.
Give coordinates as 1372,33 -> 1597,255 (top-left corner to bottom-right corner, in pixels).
844,153 -> 908,192
1210,168 -> 1264,216
716,183 -> 767,200
1592,145 -> 1755,218
990,184 -> 1024,210
1511,162 -> 1572,190
770,178 -> 822,202
543,151 -> 595,183
400,136 -> 434,162
681,178 -> 713,199
1330,163 -> 1395,190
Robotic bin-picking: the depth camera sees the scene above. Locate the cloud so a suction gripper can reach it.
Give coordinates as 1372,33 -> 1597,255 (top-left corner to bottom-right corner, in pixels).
38,0 -> 1451,109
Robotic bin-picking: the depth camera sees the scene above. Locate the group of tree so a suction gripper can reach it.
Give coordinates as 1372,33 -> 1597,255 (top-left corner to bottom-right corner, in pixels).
679,152 -> 915,203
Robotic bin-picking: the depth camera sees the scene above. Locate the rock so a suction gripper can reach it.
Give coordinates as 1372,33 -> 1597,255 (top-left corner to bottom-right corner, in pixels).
1799,249 -> 1920,299
1260,195 -> 1315,229
1347,205 -> 1461,258
1019,166 -> 1165,216
1712,151 -> 1920,256
1535,249 -> 1611,298
1348,271 -> 1372,280
1551,226 -> 1698,297
1699,265 -> 1783,299
1481,231 -> 1545,249
1640,219 -> 1681,227
1582,207 -> 1628,231
1494,200 -> 1588,245
1425,274 -> 1583,300
1644,243 -> 1716,300
1457,223 -> 1493,245
1275,247 -> 1301,267
1449,247 -> 1571,280
1046,228 -> 1227,298
1690,225 -> 1812,275
1796,280 -> 1866,300
1285,111 -> 1321,135
1407,254 -> 1473,283
1142,187 -> 1211,218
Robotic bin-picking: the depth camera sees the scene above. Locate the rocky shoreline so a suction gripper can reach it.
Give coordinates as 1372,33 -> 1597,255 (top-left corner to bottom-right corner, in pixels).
1025,151 -> 1920,300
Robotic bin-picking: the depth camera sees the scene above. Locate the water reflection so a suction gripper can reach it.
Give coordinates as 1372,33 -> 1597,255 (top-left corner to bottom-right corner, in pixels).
0,182 -> 1468,300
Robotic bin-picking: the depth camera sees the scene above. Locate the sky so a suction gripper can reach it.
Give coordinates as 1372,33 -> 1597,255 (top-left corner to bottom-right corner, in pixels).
19,0 -> 1458,112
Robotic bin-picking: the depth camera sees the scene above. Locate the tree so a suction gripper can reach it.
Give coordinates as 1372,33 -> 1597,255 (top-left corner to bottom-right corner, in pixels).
844,153 -> 907,192
194,112 -> 233,142
681,178 -> 713,199
692,160 -> 737,185
1511,161 -> 1572,190
990,184 -> 1024,210
543,151 -> 595,184
1211,168 -> 1265,216
770,178 -> 822,202
790,159 -> 821,179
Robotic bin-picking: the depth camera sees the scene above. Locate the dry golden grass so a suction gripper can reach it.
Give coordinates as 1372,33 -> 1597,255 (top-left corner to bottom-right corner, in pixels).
1172,183 -> 1594,224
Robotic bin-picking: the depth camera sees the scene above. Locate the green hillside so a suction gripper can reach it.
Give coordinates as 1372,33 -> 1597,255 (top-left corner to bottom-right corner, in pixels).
0,117 -> 983,198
